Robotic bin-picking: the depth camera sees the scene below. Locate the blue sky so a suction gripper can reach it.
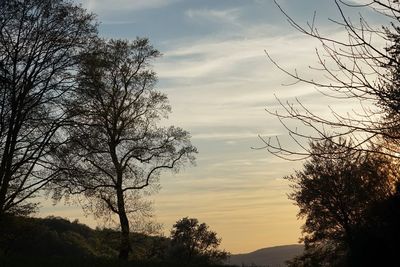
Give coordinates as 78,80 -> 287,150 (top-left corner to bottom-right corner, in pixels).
39,0 -> 386,253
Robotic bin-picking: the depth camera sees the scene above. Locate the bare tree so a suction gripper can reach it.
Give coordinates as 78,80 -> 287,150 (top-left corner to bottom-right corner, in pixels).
53,39 -> 197,260
0,0 -> 97,216
260,0 -> 400,159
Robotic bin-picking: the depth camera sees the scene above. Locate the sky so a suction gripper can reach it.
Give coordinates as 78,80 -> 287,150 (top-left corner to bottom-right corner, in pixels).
38,0 -> 386,253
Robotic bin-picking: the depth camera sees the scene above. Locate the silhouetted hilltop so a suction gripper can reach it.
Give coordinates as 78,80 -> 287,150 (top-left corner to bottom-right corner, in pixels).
0,215 -> 166,259
0,215 -> 233,267
229,244 -> 304,267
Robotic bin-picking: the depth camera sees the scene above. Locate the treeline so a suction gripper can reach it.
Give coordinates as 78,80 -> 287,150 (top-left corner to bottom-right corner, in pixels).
0,215 -> 230,267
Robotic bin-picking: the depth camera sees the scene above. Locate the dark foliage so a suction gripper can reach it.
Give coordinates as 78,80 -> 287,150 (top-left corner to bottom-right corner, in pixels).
0,215 -> 167,259
0,216 -> 232,267
170,217 -> 229,265
288,192 -> 400,267
286,139 -> 400,266
349,188 -> 400,266
1,215 -> 113,258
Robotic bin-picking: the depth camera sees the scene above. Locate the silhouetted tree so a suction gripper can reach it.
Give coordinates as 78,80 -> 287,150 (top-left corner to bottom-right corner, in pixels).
348,184 -> 400,266
52,39 -> 197,260
170,217 -> 229,265
261,0 -> 400,159
0,0 -> 97,217
286,138 -> 399,266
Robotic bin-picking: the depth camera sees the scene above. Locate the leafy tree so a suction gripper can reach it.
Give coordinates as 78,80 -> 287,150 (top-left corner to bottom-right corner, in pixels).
170,217 -> 229,265
261,0 -> 400,159
286,138 -> 399,266
0,0 -> 97,216
52,39 -> 197,260
349,187 -> 400,266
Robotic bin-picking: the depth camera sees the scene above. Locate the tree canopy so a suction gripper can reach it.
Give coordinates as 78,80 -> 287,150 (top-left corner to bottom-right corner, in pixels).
170,217 -> 229,265
286,139 -> 399,265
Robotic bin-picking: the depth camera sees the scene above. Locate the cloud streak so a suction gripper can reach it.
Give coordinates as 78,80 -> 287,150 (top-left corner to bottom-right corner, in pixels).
77,0 -> 180,12
185,8 -> 242,25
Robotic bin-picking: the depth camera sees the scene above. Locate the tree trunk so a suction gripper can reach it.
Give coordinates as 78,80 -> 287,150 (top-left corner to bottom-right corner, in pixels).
117,187 -> 131,260
0,110 -> 17,217
0,167 -> 13,218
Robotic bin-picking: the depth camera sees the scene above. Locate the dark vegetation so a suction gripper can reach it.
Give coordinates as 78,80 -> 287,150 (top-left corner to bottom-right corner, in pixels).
0,215 -> 230,267
285,141 -> 400,266
262,0 -> 400,266
170,217 -> 229,265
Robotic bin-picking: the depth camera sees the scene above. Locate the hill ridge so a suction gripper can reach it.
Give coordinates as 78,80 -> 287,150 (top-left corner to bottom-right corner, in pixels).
229,244 -> 304,267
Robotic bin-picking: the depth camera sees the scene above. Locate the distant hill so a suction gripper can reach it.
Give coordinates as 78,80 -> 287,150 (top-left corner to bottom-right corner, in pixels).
228,244 -> 304,267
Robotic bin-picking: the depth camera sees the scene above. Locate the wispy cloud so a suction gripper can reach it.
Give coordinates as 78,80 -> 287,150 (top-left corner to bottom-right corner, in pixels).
185,8 -> 242,25
192,131 -> 281,141
156,28 -> 330,82
155,26 -> 350,135
347,0 -> 373,5
77,0 -> 180,12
